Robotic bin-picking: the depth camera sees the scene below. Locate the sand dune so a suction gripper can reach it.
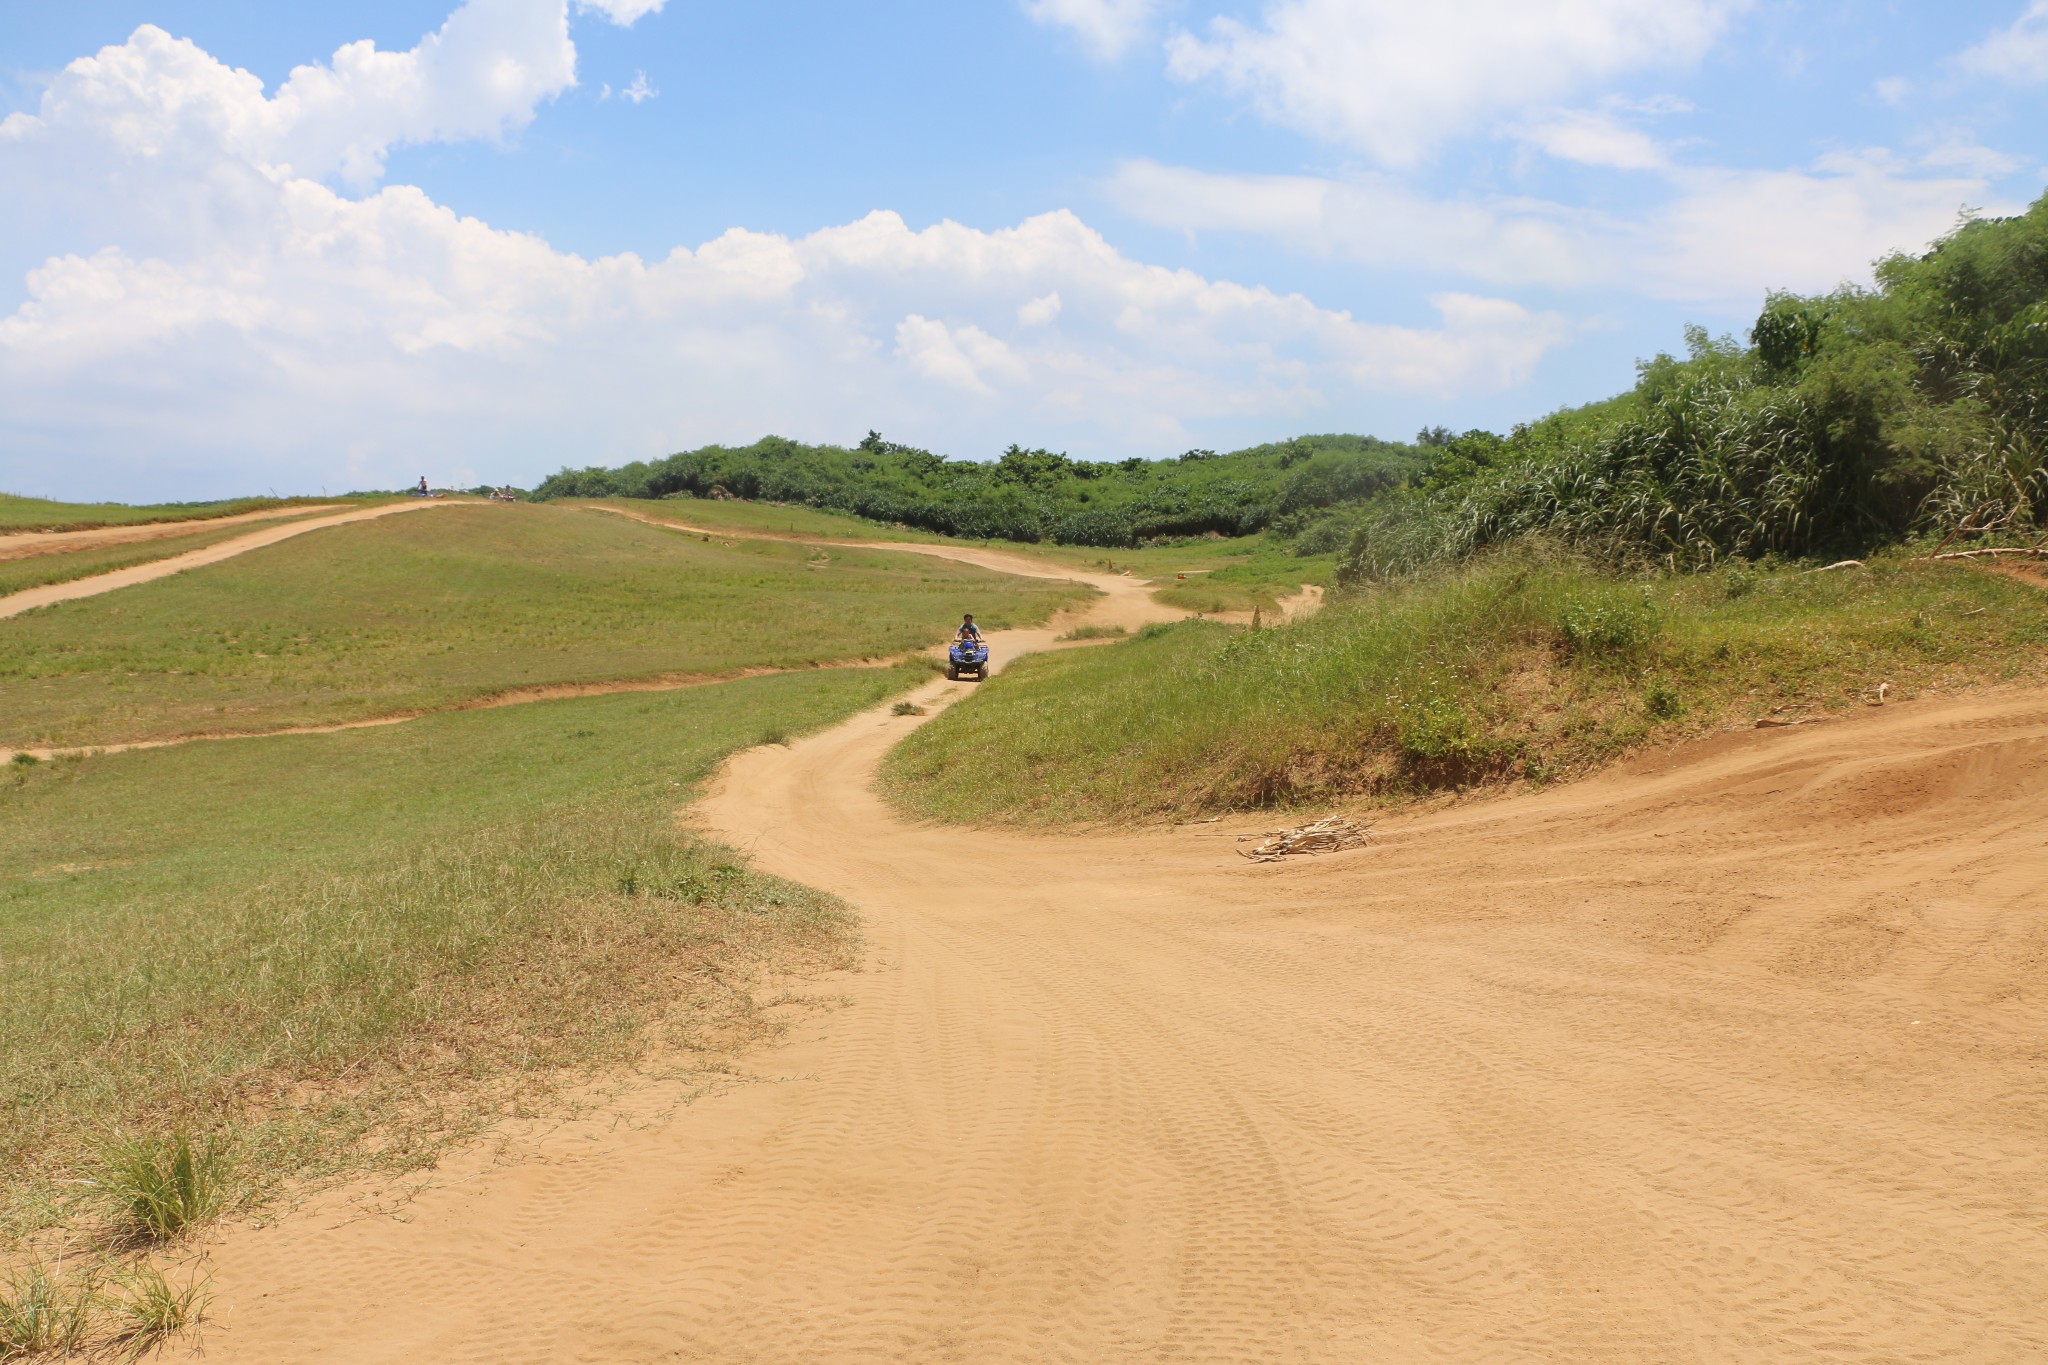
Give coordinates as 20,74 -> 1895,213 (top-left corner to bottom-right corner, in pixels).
172,556 -> 2048,1362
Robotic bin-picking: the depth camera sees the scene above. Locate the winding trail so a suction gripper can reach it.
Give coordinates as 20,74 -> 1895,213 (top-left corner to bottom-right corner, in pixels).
0,510 -> 1172,762
0,503 -> 344,561
0,499 -> 455,620
178,543 -> 2048,1362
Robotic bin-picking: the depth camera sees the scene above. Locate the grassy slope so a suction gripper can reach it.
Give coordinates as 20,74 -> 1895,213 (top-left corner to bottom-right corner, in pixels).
0,509 -> 340,597
0,667 -> 918,1238
600,496 -> 1332,613
592,497 -> 947,542
0,502 -> 1090,748
884,554 -> 2048,824
1021,537 -> 1336,614
0,493 -> 341,534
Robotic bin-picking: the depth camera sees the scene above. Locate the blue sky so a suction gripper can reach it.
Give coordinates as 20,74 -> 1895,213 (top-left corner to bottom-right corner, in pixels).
3,1 -> 2046,499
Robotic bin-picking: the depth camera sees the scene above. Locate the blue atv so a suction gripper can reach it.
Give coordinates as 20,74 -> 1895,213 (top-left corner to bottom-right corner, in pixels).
946,637 -> 989,681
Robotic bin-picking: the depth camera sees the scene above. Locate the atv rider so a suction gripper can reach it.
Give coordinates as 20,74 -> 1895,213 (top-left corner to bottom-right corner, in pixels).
955,613 -> 982,643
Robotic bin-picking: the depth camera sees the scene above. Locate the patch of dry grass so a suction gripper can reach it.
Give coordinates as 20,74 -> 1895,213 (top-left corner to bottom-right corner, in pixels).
1,668 -> 916,1243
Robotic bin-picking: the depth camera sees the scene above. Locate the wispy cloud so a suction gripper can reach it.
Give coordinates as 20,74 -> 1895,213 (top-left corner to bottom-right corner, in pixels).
1106,151 -> 2008,308
1019,0 -> 1163,61
1957,1 -> 2048,84
1164,0 -> 1749,165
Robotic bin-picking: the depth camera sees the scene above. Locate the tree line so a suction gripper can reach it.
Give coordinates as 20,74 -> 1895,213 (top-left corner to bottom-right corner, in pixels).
537,190 -> 2047,571
535,433 -> 1420,547
1340,191 -> 2048,580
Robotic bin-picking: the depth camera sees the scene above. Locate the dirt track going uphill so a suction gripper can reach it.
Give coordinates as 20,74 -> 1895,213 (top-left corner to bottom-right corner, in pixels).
0,503 -> 342,560
178,556 -> 2048,1363
0,499 -> 455,619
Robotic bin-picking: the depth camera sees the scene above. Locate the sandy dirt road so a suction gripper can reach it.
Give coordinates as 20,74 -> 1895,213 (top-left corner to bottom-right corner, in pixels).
0,499 -> 455,620
176,542 -> 2048,1363
0,503 -> 343,561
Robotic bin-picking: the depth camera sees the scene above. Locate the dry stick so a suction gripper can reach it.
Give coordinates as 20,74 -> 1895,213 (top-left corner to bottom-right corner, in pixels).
1237,816 -> 1373,863
1929,497 -> 2023,559
1802,559 -> 1865,574
1927,547 -> 2048,561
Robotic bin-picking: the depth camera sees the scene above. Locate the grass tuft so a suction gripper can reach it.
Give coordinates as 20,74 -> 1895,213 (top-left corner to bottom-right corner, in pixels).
103,1264 -> 210,1358
890,701 -> 927,716
1056,624 -> 1127,641
0,1259 -> 96,1358
94,1133 -> 232,1243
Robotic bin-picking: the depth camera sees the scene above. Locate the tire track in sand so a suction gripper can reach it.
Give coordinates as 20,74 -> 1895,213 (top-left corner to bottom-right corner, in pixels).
174,546 -> 2048,1363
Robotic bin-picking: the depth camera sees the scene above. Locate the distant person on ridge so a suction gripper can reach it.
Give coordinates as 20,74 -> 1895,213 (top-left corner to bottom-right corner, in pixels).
955,613 -> 981,642
414,476 -> 429,497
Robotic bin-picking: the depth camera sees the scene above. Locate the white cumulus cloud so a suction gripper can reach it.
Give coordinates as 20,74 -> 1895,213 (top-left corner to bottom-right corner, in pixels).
897,316 -> 1030,393
1166,0 -> 1747,165
0,6 -> 1573,498
1019,291 -> 1064,325
0,2 -> 581,191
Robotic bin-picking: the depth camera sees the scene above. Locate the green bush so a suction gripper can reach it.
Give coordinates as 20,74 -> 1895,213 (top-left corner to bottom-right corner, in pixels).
1559,596 -> 1659,659
1644,680 -> 1686,719
1340,191 -> 2048,581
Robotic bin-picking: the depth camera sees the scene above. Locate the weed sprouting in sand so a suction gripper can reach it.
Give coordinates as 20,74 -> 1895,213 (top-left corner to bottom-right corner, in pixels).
0,1256 -> 210,1360
103,1263 -> 211,1358
1055,624 -> 1127,641
94,1133 -> 232,1242
0,1259 -> 96,1358
890,701 -> 927,716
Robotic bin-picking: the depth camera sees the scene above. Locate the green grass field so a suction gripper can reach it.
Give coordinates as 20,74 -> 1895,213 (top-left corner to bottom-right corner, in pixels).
884,553 -> 2048,824
0,502 -> 1091,749
590,497 -> 948,542
0,666 -> 920,1240
0,509 -> 340,598
604,498 -> 1333,612
0,493 -> 340,535
1019,536 -> 1335,613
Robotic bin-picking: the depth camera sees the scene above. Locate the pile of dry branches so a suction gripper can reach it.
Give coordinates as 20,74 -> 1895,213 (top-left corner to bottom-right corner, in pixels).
1237,816 -> 1374,863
